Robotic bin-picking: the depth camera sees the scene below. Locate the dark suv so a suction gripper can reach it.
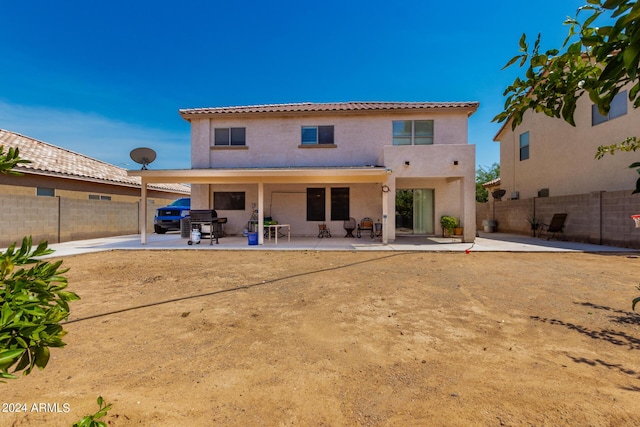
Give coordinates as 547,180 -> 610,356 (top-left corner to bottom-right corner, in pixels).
154,197 -> 190,234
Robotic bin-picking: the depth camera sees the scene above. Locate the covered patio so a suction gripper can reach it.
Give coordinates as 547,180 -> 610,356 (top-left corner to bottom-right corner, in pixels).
128,166 -> 393,245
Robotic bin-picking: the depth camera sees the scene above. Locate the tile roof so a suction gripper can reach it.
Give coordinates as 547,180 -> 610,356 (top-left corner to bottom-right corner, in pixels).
0,129 -> 190,194
482,177 -> 501,188
180,101 -> 479,117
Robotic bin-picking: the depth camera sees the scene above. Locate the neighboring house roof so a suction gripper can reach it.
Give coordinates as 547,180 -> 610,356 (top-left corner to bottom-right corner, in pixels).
482,177 -> 501,188
0,129 -> 190,194
179,101 -> 479,118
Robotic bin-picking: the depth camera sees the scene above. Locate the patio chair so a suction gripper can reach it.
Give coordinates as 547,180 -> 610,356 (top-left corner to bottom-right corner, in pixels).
343,217 -> 356,237
540,213 -> 567,240
357,217 -> 374,238
318,223 -> 331,238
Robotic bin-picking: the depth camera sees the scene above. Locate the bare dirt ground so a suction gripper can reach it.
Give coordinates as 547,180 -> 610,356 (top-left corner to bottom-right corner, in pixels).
2,250 -> 640,426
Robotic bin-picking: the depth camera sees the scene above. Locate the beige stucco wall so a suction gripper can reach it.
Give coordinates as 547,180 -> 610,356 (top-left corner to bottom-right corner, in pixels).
198,182 -> 385,237
497,90 -> 640,199
190,110 -> 470,168
187,108 -> 476,242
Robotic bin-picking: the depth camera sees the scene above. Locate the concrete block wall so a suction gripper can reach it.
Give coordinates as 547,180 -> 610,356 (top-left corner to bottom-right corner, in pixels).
492,199 -> 533,235
0,194 -> 156,248
476,190 -> 640,249
58,198 -> 140,242
1,194 -> 60,246
602,190 -> 640,248
534,194 -> 592,243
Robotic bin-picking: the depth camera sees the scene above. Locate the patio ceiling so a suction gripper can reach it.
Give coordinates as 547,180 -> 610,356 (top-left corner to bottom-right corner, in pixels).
127,166 -> 392,184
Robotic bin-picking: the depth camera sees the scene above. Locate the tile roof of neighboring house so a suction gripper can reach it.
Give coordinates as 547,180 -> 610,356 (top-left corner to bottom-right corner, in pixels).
482,177 -> 501,188
0,129 -> 190,194
179,101 -> 480,117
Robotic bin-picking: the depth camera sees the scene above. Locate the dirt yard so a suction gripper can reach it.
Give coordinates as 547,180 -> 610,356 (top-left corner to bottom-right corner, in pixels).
2,250 -> 640,426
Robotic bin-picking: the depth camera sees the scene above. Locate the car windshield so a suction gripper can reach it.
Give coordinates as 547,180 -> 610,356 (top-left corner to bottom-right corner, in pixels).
169,198 -> 190,207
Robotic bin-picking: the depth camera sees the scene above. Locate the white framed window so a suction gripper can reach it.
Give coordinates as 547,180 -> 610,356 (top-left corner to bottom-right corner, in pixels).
301,126 -> 334,145
592,90 -> 627,125
214,127 -> 246,146
392,120 -> 434,145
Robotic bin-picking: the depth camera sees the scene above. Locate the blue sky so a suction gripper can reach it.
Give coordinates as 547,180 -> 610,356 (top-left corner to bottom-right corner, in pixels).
0,0 -> 587,170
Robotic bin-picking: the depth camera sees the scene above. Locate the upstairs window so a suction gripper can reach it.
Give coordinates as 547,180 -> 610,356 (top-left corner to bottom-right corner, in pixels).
301,126 -> 334,145
392,120 -> 434,145
214,127 -> 246,146
519,131 -> 530,161
592,90 -> 627,125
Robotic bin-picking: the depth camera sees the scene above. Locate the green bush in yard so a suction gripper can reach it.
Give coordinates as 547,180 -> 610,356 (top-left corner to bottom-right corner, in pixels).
0,237 -> 79,380
0,145 -> 79,380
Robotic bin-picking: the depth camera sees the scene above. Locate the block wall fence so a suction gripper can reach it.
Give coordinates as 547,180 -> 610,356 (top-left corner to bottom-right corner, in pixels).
476,190 -> 640,249
0,194 -> 155,248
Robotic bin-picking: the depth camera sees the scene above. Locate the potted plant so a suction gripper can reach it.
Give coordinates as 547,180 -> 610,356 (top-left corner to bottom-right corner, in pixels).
440,215 -> 458,237
526,215 -> 541,237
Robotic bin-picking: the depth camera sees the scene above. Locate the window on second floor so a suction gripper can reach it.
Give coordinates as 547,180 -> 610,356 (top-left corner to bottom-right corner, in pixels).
519,131 -> 530,161
392,120 -> 434,145
301,126 -> 334,145
214,127 -> 246,146
592,90 -> 627,125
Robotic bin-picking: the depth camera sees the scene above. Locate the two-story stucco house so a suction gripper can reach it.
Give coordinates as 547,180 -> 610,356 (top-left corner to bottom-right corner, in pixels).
487,86 -> 640,248
494,88 -> 640,199
131,101 -> 479,244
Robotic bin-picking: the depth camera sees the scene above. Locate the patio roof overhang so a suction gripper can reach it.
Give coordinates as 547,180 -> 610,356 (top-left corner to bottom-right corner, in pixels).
127,166 -> 393,245
127,166 -> 392,184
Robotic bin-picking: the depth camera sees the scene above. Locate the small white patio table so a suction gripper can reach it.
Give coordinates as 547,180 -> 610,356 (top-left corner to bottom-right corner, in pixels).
267,224 -> 290,244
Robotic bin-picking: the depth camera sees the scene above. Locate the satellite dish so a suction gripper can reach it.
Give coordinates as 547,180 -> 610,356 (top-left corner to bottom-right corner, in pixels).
491,189 -> 507,200
129,147 -> 157,170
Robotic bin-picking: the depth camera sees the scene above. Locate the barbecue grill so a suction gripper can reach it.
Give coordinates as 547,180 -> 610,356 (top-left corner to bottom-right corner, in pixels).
188,210 -> 227,245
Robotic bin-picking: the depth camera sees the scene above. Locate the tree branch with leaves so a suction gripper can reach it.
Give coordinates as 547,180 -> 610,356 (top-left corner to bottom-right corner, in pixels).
494,0 -> 640,129
0,145 -> 79,381
494,0 -> 640,308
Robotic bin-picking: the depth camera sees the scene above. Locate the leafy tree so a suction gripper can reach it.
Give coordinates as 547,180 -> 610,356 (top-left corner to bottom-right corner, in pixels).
0,145 -> 31,174
494,0 -> 640,129
476,163 -> 500,203
0,146 -> 79,380
494,1 -> 640,308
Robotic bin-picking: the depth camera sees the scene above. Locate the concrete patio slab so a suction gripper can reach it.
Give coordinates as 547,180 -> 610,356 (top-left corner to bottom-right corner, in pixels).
31,231 -> 639,258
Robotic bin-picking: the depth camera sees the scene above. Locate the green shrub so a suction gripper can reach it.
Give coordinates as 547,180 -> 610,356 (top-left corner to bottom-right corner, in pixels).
0,237 -> 79,380
73,396 -> 112,427
440,216 -> 458,234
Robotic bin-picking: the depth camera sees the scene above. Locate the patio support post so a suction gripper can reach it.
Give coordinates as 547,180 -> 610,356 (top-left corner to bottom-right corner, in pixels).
140,178 -> 148,245
258,182 -> 264,245
382,182 -> 389,245
461,176 -> 476,243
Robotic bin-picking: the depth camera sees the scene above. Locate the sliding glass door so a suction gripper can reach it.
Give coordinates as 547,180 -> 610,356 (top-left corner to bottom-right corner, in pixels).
395,189 -> 434,235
